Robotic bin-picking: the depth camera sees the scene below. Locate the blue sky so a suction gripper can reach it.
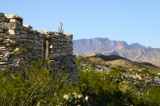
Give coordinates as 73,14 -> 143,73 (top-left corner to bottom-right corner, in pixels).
1,0 -> 160,48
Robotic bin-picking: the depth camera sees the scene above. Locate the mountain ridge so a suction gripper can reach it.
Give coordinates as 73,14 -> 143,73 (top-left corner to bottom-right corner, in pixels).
73,38 -> 160,66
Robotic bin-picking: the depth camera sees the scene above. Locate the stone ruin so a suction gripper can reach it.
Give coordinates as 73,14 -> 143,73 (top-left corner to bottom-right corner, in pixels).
0,13 -> 78,82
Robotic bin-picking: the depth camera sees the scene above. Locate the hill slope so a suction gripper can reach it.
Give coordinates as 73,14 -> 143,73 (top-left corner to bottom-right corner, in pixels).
73,38 -> 160,66
85,54 -> 160,73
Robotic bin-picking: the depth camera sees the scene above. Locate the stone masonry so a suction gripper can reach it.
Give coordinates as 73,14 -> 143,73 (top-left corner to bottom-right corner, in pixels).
0,13 -> 78,82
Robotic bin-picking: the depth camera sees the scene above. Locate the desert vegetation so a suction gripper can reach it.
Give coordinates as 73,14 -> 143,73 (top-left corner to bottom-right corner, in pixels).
0,56 -> 160,106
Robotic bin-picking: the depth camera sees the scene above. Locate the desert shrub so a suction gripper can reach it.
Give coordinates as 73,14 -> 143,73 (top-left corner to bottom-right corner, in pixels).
1,55 -> 160,106
78,70 -> 136,105
0,59 -> 75,106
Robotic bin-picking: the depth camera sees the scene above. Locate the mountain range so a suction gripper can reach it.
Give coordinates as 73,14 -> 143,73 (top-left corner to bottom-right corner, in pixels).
73,38 -> 160,66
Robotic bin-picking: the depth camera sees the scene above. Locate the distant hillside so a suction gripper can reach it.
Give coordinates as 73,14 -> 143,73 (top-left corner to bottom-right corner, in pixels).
86,54 -> 160,73
73,38 -> 160,66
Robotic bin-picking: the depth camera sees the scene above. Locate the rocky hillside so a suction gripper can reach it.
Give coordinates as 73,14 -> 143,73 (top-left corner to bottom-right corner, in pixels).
76,55 -> 160,105
85,54 -> 160,73
73,38 -> 160,66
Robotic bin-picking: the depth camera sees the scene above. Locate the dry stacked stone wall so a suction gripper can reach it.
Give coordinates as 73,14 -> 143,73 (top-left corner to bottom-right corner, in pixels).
0,13 -> 78,82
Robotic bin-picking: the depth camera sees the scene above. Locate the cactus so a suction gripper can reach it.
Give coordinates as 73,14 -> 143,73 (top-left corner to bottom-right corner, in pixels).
58,22 -> 64,33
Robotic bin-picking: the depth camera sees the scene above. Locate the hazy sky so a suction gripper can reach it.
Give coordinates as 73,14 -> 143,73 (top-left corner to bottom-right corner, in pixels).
1,0 -> 160,48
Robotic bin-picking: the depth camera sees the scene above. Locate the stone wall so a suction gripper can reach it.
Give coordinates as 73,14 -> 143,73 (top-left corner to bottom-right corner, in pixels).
0,13 -> 78,82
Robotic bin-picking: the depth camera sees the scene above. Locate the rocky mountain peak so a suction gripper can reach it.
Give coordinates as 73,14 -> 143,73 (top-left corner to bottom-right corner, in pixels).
73,38 -> 160,66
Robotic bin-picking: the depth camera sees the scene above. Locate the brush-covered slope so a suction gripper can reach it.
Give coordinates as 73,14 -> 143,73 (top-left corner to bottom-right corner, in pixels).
86,54 -> 160,73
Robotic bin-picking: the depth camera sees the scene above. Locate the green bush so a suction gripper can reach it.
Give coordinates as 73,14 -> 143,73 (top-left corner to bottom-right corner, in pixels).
0,56 -> 160,106
0,59 -> 75,105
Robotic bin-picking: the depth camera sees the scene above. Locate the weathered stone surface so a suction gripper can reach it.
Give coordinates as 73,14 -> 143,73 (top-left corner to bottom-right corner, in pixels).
0,13 -> 78,83
34,35 -> 39,40
0,16 -> 4,21
23,24 -> 33,29
60,52 -> 66,56
66,51 -> 72,55
27,34 -> 34,38
26,43 -> 33,48
0,62 -> 9,65
3,51 -> 11,58
51,53 -> 60,57
6,29 -> 20,34
8,23 -> 19,29
0,22 -> 7,29
20,34 -> 27,38
0,57 -> 8,61
4,39 -> 18,44
28,39 -> 34,43
0,65 -> 7,68
20,30 -> 28,34
10,19 -> 21,24
0,46 -> 6,49
0,17 -> 9,22
0,28 -> 4,32
9,57 -> 21,61
5,14 -> 16,19
56,49 -> 61,52
46,31 -> 54,35
0,13 -> 4,16
0,22 -> 18,29
7,35 -> 20,39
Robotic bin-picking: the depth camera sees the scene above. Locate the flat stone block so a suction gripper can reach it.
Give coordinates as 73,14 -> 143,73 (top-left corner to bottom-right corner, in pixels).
66,34 -> 73,41
6,30 -> 20,35
3,51 -> 11,58
34,35 -> 39,40
0,22 -> 18,29
8,23 -> 19,29
33,46 -> 38,50
10,19 -> 21,24
66,51 -> 72,55
9,57 -> 21,61
37,54 -> 43,58
9,63 -> 18,67
0,65 -> 7,68
51,53 -> 60,57
46,31 -> 54,35
60,52 -> 66,56
56,49 -> 61,52
7,35 -> 20,39
3,39 -> 18,46
20,34 -> 27,38
0,46 -> 6,49
0,57 -> 8,61
20,39 -> 28,42
20,30 -> 28,34
0,22 -> 6,28
28,39 -> 34,43
38,34 -> 43,38
5,14 -> 15,19
0,62 -> 9,65
26,43 -> 33,48
23,24 -> 32,29
19,26 -> 24,30
66,34 -> 73,37
27,34 -> 34,38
